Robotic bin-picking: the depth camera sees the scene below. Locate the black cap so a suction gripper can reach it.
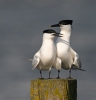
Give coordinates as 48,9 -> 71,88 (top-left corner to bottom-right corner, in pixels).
51,20 -> 73,27
43,29 -> 57,33
43,29 -> 62,37
59,20 -> 73,25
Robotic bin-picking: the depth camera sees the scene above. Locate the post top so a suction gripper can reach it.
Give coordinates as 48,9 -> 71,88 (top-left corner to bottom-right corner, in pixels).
31,78 -> 77,81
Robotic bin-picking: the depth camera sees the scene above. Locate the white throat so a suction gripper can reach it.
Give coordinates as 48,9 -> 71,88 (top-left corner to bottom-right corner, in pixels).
59,25 -> 72,43
42,33 -> 55,47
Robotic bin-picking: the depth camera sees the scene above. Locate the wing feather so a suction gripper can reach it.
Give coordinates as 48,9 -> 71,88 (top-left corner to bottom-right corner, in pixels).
32,56 -> 40,69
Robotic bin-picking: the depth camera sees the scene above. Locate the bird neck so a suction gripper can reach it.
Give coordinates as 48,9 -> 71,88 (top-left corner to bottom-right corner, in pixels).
42,36 -> 54,47
60,29 -> 71,43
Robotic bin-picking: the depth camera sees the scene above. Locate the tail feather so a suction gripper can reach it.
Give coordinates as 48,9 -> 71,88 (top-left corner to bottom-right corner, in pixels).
22,57 -> 33,61
75,68 -> 86,71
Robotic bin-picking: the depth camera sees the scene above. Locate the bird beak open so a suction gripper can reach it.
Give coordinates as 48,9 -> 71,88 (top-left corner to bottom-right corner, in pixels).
50,24 -> 60,27
52,33 -> 63,37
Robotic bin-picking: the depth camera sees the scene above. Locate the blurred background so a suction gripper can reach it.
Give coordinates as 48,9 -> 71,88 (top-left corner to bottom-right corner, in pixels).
0,0 -> 96,100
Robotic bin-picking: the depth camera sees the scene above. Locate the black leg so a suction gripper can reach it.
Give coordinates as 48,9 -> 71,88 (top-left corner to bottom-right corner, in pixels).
40,70 -> 42,78
39,70 -> 44,79
69,68 -> 71,78
56,70 -> 60,79
49,70 -> 51,79
67,68 -> 73,79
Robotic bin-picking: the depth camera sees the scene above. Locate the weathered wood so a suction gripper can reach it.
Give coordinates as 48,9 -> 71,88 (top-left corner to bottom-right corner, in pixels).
30,79 -> 77,100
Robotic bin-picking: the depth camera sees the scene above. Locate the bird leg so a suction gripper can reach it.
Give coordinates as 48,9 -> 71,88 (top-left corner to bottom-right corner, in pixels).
56,70 -> 60,79
69,68 -> 71,78
40,70 -> 43,79
48,70 -> 51,79
67,68 -> 73,79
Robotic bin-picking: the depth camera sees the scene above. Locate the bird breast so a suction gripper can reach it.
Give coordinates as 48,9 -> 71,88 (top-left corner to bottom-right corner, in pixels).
40,42 -> 56,68
57,42 -> 70,57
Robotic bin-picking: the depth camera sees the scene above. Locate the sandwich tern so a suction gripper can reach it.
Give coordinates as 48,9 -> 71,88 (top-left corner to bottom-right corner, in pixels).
51,20 -> 85,78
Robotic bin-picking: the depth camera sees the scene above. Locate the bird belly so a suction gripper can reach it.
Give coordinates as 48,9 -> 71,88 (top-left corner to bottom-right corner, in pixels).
38,49 -> 56,70
57,46 -> 71,70
37,60 -> 54,71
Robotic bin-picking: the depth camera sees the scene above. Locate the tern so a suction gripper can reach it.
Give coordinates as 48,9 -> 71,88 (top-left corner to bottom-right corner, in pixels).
51,20 -> 85,78
31,29 -> 62,79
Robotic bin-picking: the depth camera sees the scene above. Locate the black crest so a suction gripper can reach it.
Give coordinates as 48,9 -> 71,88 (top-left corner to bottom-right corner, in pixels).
43,29 -> 56,33
59,20 -> 73,25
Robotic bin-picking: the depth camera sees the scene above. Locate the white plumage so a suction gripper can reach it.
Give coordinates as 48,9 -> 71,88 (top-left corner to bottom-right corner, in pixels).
51,20 -> 85,78
31,29 -> 62,78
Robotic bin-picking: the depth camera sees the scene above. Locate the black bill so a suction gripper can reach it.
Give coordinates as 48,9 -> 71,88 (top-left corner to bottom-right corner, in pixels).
50,24 -> 60,27
52,33 -> 63,37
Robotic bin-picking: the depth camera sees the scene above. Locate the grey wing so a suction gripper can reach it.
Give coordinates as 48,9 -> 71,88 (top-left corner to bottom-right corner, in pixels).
73,52 -> 85,71
32,55 -> 40,69
76,54 -> 82,68
70,48 -> 81,68
71,48 -> 85,71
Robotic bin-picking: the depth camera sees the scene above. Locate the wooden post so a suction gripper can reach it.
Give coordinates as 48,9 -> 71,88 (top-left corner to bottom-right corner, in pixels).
30,79 -> 77,100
